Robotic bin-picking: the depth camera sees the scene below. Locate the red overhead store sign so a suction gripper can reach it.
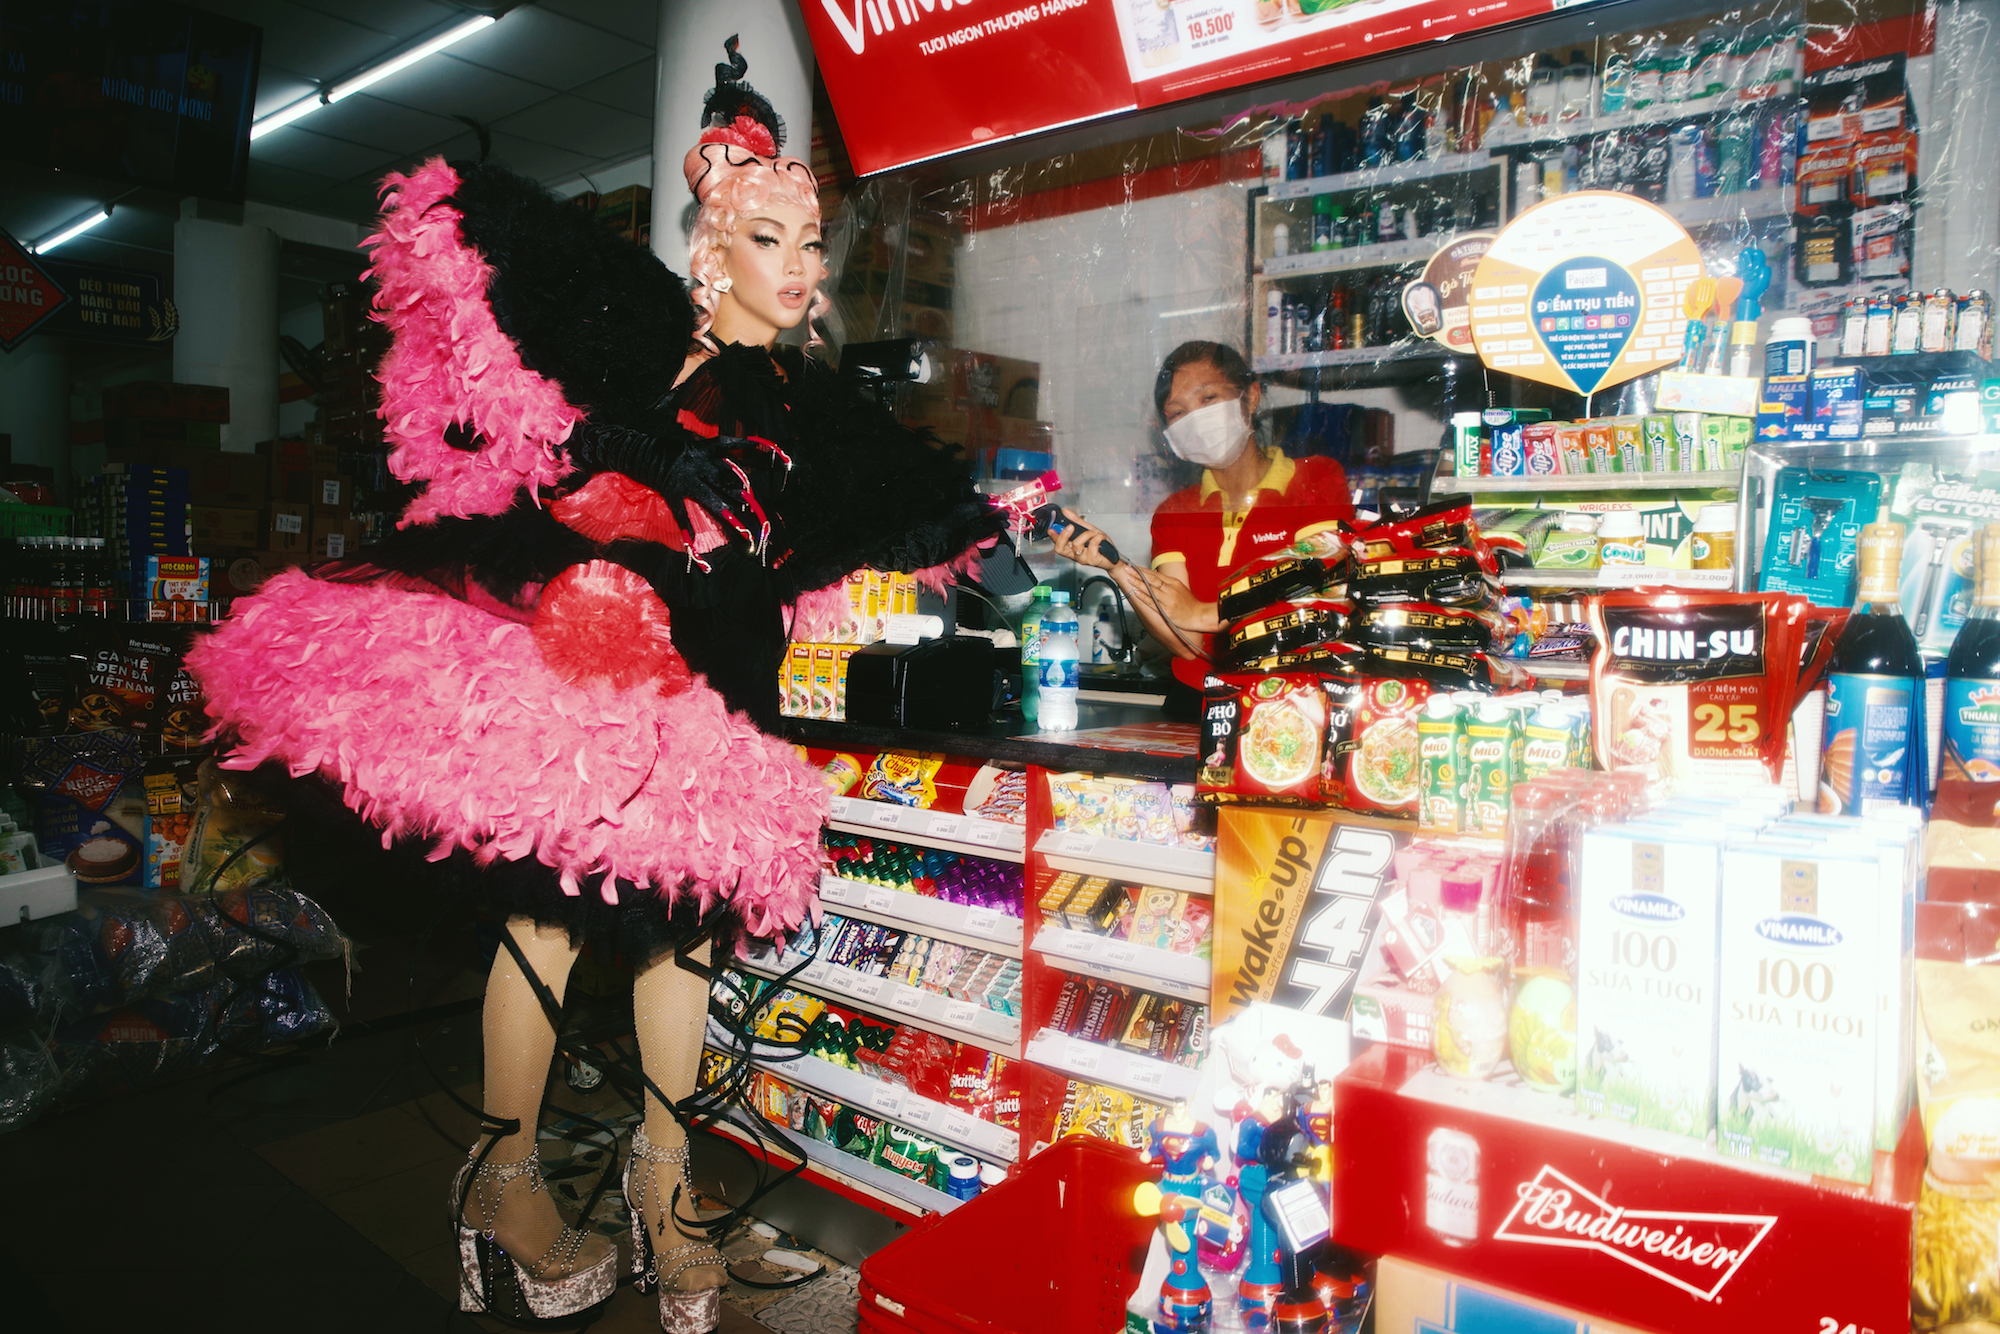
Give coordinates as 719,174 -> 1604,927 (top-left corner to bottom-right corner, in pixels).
802,0 -> 1612,174
0,230 -> 71,353
1113,0 -> 1610,108
798,0 -> 1137,176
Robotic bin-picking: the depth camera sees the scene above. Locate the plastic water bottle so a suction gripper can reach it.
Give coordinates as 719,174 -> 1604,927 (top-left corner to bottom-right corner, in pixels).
1019,584 -> 1052,726
1037,592 -> 1080,733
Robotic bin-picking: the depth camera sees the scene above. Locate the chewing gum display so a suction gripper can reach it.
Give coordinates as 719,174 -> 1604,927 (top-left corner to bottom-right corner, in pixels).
1575,826 -> 1725,1142
1587,591 -> 1809,791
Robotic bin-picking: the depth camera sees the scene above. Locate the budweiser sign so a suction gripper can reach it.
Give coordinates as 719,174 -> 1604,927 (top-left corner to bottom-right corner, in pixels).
1493,1165 -> 1777,1301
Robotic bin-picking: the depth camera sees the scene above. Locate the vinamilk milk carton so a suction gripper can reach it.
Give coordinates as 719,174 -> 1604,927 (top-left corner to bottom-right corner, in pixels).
1717,841 -> 1880,1184
1769,812 -> 1918,1152
1574,825 -> 1724,1142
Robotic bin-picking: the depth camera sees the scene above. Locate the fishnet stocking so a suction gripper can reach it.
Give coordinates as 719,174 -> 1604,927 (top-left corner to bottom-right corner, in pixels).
462,916 -> 614,1278
632,939 -> 727,1294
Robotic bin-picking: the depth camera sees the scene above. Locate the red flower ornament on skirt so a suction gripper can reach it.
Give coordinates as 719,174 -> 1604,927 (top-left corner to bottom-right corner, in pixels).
532,559 -> 693,697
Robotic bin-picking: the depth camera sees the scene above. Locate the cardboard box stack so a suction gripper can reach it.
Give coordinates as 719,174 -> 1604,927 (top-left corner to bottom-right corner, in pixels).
319,281 -> 388,455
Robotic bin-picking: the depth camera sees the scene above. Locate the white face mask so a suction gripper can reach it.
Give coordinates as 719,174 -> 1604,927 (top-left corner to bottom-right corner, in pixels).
1163,398 -> 1252,469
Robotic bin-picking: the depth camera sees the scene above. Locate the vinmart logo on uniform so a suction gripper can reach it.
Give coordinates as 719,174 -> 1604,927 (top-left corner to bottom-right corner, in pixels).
1493,1165 -> 1777,1301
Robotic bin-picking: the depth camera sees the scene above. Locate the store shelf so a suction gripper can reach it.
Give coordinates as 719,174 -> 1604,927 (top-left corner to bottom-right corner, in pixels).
1433,469 -> 1740,494
1258,233 -> 1455,279
1517,660 -> 1589,682
818,875 -> 1023,957
739,949 -> 1022,1059
1499,566 -> 1734,590
703,1105 -> 963,1219
1253,343 -> 1453,375
1481,91 -> 1792,149
1032,925 -> 1209,1003
1024,1030 -> 1201,1105
1261,152 -> 1499,202
1034,829 -> 1216,897
1661,190 -> 1792,228
1820,349 -> 1997,383
711,1031 -> 1020,1163
826,795 -> 1027,863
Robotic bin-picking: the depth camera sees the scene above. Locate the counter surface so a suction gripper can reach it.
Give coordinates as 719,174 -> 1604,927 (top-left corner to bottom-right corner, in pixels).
778,701 -> 1201,782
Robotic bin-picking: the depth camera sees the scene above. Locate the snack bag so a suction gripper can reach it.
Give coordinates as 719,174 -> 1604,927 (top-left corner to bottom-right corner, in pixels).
180,758 -> 288,896
1586,591 -> 1808,791
860,751 -> 946,807
1352,602 -> 1500,652
1215,551 -> 1348,626
1220,597 -> 1351,672
1223,675 -> 1330,808
1332,677 -> 1429,817
1351,548 -> 1498,607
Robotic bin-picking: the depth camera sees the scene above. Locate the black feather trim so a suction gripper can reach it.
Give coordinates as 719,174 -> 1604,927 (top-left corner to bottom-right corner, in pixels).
449,162 -> 694,429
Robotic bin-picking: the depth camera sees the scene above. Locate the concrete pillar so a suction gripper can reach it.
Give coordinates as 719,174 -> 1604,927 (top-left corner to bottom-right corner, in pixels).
650,0 -> 816,267
0,337 -> 70,493
172,208 -> 280,452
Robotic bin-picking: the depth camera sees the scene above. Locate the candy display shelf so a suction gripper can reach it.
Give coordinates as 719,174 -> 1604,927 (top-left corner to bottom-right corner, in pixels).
1033,829 -> 1216,898
1023,1030 -> 1202,1106
725,1042 -> 1020,1164
703,1105 -> 963,1220
1031,925 -> 1209,1003
825,794 -> 1026,863
818,875 -> 1023,957
739,949 -> 1022,1060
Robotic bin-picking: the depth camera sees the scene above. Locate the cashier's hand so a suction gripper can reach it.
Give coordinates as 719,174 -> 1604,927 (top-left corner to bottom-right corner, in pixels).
1047,508 -> 1118,570
1116,562 -> 1223,637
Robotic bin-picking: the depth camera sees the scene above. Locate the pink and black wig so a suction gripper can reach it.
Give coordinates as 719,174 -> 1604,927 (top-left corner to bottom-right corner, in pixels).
682,36 -> 829,349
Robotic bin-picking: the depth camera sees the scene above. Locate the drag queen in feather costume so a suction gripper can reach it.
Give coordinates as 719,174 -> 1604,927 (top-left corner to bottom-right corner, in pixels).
188,41 -> 1000,1332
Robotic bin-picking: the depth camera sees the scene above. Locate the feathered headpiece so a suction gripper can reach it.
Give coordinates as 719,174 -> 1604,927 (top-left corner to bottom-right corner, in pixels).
698,34 -> 786,158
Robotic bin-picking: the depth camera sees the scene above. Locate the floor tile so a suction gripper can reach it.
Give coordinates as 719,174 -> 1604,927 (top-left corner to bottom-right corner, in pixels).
320,1156 -> 465,1260
254,1100 -> 461,1196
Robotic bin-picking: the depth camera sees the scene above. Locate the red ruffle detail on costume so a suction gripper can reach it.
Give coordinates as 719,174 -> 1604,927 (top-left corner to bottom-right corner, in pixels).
677,408 -> 720,439
532,560 -> 692,696
551,473 -> 688,549
364,158 -> 578,527
700,117 -> 778,158
186,570 -> 826,937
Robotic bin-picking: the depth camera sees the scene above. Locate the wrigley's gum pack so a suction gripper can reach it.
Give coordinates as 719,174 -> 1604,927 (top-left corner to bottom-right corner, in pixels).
1699,417 -> 1730,472
1671,413 -> 1703,472
1612,418 -> 1643,473
1583,423 -> 1617,474
1575,825 -> 1724,1142
1642,415 -> 1675,472
1717,841 -> 1881,1184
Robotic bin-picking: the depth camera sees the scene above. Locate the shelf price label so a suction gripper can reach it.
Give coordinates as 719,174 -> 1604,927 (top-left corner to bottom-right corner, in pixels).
961,906 -> 1004,938
801,962 -> 830,987
1052,931 -> 1092,957
1065,1041 -> 1101,1075
901,1101 -> 938,1129
926,813 -> 963,841
942,999 -> 982,1028
1127,1062 -> 1167,1092
1101,944 -> 1138,967
866,1084 -> 906,1116
862,886 -> 896,914
943,1111 -> 977,1142
851,976 -> 886,1002
1057,832 -> 1096,855
827,797 -> 852,820
867,804 -> 903,829
968,823 -> 1001,847
889,987 -> 926,1014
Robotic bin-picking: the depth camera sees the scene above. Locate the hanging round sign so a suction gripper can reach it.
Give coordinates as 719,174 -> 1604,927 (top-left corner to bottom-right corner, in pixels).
1402,232 -> 1493,353
1465,192 -> 1703,397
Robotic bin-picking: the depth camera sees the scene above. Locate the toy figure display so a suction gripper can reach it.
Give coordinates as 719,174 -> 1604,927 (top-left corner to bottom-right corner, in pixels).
1127,1003 -> 1368,1334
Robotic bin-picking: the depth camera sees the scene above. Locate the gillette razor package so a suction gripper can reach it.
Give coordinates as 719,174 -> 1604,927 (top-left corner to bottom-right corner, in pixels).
1758,468 -> 1882,608
1888,462 -> 2000,655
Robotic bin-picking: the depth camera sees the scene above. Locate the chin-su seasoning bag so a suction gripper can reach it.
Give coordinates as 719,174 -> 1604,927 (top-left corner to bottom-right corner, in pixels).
1587,591 -> 1807,790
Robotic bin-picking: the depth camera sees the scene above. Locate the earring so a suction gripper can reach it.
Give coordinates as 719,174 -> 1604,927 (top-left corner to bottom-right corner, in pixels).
711,276 -> 732,293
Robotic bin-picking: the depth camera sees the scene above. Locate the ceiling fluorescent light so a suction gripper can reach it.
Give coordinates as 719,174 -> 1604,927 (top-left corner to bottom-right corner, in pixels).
250,93 -> 324,140
327,15 -> 496,102
250,14 -> 496,139
32,206 -> 112,253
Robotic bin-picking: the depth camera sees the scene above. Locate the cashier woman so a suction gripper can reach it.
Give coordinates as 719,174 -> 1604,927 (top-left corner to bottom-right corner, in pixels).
1050,341 -> 1355,690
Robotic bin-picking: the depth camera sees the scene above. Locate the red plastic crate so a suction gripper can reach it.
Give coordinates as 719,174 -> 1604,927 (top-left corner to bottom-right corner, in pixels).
859,1137 -> 1156,1334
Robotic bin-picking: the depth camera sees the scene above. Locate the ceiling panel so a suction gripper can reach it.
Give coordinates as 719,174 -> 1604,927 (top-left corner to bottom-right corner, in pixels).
254,70 -> 321,118
305,95 -> 465,154
447,8 -> 650,91
255,2 -> 405,83
358,52 -> 550,124
571,59 -> 658,117
288,0 -> 464,42
295,177 -> 400,225
478,133 -> 601,184
494,93 -> 652,160
536,0 -> 661,46
246,160 -> 345,207
251,127 -> 399,180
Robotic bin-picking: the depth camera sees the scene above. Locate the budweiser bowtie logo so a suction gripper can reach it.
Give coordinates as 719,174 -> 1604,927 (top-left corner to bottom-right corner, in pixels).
1492,1165 -> 1777,1301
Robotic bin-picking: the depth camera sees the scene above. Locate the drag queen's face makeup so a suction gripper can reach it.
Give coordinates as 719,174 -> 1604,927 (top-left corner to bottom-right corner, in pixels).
713,202 -> 826,347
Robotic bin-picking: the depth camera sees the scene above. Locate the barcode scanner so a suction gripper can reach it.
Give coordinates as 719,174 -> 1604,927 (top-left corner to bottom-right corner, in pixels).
1032,504 -> 1123,567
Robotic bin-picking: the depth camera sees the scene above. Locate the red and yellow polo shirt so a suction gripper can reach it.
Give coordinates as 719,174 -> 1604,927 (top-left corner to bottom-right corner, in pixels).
1149,448 -> 1354,688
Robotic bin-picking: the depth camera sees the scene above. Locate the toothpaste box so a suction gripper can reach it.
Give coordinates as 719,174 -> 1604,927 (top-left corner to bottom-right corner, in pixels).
1769,812 -> 1918,1152
1717,841 -> 1881,1184
1575,826 -> 1724,1142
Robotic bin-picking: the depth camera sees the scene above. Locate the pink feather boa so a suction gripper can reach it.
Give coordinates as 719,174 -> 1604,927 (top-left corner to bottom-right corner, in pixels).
365,158 -> 577,527
187,571 -> 828,942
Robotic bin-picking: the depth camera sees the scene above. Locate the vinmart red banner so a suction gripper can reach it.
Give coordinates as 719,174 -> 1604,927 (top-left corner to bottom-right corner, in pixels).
802,0 -> 1606,172
799,0 -> 1137,176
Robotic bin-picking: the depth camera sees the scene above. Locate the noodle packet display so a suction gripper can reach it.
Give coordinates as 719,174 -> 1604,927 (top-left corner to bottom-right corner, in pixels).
1350,548 -> 1499,607
1348,500 -> 1492,564
1352,602 -> 1502,652
1219,597 -> 1350,671
1362,646 -> 1531,693
1585,591 -> 1810,791
1196,674 -> 1332,809
1330,678 -> 1429,816
1215,551 -> 1348,626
